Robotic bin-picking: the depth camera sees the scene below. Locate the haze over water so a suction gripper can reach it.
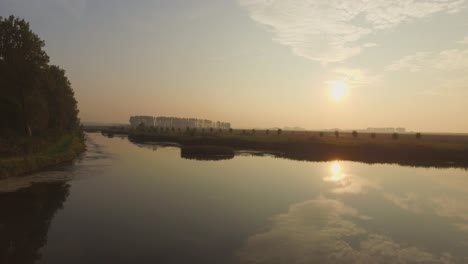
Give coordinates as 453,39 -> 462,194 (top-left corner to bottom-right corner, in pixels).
1,133 -> 468,263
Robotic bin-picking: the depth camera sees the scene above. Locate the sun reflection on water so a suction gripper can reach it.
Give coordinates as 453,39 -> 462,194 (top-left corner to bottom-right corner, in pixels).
324,161 -> 346,183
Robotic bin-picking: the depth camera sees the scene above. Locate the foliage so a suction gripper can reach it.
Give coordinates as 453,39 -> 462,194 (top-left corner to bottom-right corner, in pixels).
0,15 -> 80,138
352,130 -> 358,138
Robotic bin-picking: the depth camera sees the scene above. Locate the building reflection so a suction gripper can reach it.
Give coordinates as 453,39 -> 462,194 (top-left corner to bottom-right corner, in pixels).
0,182 -> 70,264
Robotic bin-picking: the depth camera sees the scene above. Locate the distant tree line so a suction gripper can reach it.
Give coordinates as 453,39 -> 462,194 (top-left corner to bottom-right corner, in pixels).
0,15 -> 80,137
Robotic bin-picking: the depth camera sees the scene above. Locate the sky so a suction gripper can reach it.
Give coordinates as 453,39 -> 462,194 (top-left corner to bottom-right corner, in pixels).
1,0 -> 468,132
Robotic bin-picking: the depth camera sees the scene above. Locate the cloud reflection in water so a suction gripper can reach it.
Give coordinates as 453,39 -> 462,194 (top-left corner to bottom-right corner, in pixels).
236,197 -> 456,263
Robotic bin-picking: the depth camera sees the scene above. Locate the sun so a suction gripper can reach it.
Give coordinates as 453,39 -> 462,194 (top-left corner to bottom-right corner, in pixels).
327,80 -> 348,101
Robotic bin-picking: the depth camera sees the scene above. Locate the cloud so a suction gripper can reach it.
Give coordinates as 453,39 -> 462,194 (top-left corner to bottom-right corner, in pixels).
363,42 -> 378,48
457,36 -> 468,44
387,48 -> 468,72
384,192 -> 468,233
331,67 -> 383,88
383,192 -> 426,213
239,0 -> 466,63
236,197 -> 454,263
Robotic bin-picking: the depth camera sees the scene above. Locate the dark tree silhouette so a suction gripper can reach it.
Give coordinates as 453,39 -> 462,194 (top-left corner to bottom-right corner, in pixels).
352,130 -> 358,138
334,130 -> 339,138
252,129 -> 256,135
229,128 -> 233,134
416,132 -> 422,139
266,129 -> 270,135
0,16 -> 80,137
277,129 -> 282,135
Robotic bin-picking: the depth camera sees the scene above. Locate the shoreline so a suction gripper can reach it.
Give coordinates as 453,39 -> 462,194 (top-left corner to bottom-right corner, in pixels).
91,128 -> 468,169
0,133 -> 86,178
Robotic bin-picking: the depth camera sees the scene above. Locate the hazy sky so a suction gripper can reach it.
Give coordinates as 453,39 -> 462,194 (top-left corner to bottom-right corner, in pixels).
2,0 -> 468,132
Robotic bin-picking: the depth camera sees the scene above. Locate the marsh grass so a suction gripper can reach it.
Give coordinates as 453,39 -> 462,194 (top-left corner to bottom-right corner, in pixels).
0,132 -> 85,178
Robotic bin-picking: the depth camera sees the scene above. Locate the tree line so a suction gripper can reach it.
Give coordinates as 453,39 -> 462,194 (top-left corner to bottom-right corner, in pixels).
0,15 -> 80,138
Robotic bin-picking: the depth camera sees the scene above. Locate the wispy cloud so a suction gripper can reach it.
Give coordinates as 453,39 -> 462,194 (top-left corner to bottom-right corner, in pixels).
331,67 -> 383,88
387,48 -> 468,72
457,36 -> 468,44
237,197 -> 453,263
239,0 -> 466,63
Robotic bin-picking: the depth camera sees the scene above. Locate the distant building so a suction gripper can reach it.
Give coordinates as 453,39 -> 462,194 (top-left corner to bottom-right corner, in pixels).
365,127 -> 406,133
396,127 -> 406,133
129,116 -> 231,130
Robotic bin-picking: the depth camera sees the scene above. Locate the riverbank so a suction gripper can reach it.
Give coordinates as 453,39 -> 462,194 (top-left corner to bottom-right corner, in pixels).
0,132 -> 86,178
88,127 -> 468,168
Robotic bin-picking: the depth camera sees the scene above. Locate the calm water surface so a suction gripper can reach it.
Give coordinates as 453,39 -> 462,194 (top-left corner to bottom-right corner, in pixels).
1,133 -> 468,263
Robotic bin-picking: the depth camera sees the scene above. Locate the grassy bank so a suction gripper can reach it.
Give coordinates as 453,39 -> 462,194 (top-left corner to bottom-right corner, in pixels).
90,127 -> 468,168
0,132 -> 86,178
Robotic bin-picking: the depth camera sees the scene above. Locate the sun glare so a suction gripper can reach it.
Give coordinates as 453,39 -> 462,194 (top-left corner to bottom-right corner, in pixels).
324,161 -> 346,182
328,80 -> 348,101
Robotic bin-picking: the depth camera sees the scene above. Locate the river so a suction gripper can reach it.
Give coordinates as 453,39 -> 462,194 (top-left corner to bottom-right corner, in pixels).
1,133 -> 468,263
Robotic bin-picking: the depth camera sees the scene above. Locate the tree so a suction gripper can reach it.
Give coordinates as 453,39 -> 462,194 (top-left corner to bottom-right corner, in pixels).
266,129 -> 270,135
277,129 -> 282,135
0,16 -> 80,137
43,65 -> 79,132
252,129 -> 256,135
0,15 -> 50,136
334,130 -> 339,138
352,130 -> 358,138
229,128 -> 233,134
416,132 -> 422,139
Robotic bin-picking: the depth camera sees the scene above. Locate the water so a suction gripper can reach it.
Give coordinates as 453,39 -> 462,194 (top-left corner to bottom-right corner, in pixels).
1,133 -> 468,263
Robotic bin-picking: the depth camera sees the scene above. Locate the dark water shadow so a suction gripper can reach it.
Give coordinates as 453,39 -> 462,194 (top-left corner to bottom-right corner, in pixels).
0,182 -> 70,264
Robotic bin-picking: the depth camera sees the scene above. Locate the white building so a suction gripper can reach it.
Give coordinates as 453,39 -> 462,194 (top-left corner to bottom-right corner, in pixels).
129,116 -> 231,130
